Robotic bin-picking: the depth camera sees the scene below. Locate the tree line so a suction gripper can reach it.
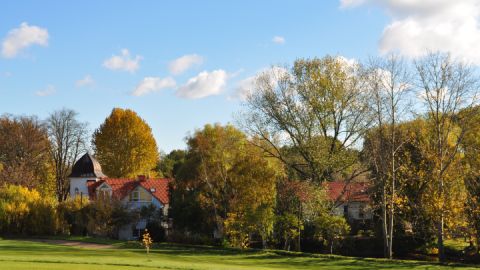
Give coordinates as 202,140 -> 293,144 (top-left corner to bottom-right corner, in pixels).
0,108 -> 159,200
162,53 -> 480,260
2,52 -> 480,261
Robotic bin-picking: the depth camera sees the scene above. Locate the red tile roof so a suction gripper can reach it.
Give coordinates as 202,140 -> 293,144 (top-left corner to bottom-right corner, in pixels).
326,181 -> 370,203
87,178 -> 171,204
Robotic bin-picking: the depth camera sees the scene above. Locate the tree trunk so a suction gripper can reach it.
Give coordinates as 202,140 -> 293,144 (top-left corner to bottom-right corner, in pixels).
382,182 -> 389,258
438,213 -> 445,261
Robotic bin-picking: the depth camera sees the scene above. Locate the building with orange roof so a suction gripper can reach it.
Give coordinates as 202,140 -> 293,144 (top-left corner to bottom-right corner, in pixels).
69,153 -> 171,240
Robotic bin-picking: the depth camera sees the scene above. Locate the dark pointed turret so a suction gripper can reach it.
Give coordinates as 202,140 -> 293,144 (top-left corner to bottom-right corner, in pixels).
69,153 -> 107,178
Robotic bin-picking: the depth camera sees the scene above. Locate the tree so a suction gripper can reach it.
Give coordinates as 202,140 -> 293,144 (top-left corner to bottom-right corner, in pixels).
460,106 -> 480,251
314,213 -> 350,254
415,52 -> 479,261
363,54 -> 412,258
142,229 -> 153,254
241,56 -> 371,183
158,149 -> 186,178
46,108 -> 88,201
176,124 -> 280,247
92,108 -> 159,178
275,179 -> 331,252
0,115 -> 53,193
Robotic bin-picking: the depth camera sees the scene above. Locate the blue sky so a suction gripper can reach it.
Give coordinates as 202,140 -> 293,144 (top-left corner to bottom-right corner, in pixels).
3,1 -> 473,152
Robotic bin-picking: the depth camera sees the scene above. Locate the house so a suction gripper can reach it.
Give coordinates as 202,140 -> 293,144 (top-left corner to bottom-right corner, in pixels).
69,153 -> 171,240
327,181 -> 372,222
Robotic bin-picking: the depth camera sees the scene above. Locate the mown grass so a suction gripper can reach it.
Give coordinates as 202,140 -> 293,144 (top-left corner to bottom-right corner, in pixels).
0,239 -> 479,270
45,235 -> 125,245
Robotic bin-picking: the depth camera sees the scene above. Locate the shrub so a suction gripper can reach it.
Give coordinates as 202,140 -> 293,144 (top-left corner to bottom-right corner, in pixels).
58,196 -> 90,235
85,193 -> 138,238
146,221 -> 165,242
0,184 -> 61,235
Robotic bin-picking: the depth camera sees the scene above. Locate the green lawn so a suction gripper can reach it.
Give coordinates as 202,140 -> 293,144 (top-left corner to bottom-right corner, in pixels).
0,239 -> 479,270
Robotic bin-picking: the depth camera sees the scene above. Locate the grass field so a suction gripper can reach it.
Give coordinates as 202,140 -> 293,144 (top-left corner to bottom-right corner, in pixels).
0,239 -> 479,270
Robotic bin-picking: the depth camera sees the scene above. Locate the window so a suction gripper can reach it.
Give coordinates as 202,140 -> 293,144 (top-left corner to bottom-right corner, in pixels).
130,190 -> 139,201
97,186 -> 111,198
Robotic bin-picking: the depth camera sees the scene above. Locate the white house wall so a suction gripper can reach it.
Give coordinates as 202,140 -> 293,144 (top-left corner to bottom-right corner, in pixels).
333,201 -> 373,220
69,177 -> 98,199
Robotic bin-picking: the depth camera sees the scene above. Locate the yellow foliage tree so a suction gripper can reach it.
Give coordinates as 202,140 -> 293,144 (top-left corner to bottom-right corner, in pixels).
142,229 -> 153,254
179,124 -> 282,248
92,108 -> 159,178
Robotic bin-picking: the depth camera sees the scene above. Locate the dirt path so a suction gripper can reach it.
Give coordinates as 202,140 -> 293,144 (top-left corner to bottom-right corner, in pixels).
25,239 -> 114,249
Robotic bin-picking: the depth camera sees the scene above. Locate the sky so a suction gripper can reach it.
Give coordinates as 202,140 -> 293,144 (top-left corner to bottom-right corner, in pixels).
1,0 -> 478,152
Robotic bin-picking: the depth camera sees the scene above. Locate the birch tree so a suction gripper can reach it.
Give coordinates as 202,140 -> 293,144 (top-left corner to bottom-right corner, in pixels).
364,55 -> 412,258
415,52 -> 479,261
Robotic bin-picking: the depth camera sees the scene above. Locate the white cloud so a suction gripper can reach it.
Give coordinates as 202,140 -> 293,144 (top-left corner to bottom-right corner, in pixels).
341,0 -> 480,64
168,54 -> 204,75
132,76 -> 176,96
234,76 -> 257,101
3,72 -> 12,77
176,70 -> 228,99
35,84 -> 55,96
233,66 -> 289,101
75,75 -> 94,87
2,22 -> 49,58
272,36 -> 286,44
103,49 -> 142,72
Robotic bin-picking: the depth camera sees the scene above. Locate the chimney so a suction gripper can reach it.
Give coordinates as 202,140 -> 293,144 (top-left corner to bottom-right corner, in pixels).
137,175 -> 146,181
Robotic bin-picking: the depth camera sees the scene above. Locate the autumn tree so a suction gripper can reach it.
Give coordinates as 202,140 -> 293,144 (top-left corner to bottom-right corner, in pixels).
363,55 -> 412,258
175,124 -> 281,247
0,115 -> 53,193
46,108 -> 88,201
460,106 -> 480,250
241,56 -> 371,183
92,108 -> 159,178
415,53 -> 479,261
274,179 -> 333,252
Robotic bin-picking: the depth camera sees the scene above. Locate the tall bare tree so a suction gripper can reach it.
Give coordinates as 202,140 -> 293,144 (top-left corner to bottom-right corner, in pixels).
415,52 -> 479,261
46,109 -> 88,201
241,56 -> 372,184
364,55 -> 412,259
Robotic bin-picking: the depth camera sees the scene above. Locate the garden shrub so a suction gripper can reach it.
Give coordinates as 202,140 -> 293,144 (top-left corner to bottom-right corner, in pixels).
0,184 -> 62,235
58,196 -> 90,235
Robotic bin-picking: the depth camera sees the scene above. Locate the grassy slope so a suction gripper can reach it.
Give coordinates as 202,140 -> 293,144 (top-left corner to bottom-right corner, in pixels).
0,239 -> 479,270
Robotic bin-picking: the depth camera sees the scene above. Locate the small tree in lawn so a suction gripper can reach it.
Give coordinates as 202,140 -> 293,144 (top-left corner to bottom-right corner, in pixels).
315,214 -> 350,254
142,229 -> 153,255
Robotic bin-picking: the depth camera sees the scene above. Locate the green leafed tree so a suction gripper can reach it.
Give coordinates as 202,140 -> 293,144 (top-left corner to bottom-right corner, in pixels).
92,108 -> 159,178
240,56 -> 371,183
174,124 -> 281,247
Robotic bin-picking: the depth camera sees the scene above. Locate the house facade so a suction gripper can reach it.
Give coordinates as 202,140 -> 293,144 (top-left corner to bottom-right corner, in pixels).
327,181 -> 373,222
69,153 -> 171,240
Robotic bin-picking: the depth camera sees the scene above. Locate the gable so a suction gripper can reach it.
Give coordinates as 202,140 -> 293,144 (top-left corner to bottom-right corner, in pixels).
128,186 -> 153,202
87,178 -> 171,204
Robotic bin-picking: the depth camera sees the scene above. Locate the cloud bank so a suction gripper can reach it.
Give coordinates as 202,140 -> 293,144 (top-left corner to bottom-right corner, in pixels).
341,0 -> 480,64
